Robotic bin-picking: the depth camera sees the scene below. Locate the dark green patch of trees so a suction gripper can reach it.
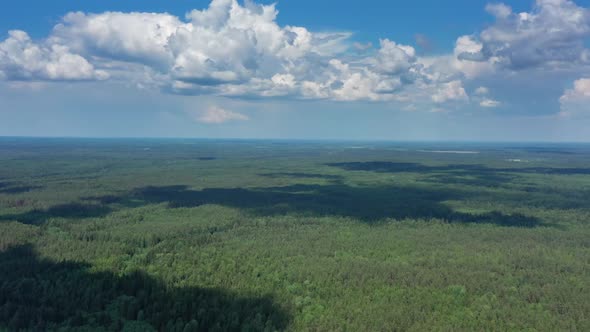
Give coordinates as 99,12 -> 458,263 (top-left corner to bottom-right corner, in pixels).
0,245 -> 288,331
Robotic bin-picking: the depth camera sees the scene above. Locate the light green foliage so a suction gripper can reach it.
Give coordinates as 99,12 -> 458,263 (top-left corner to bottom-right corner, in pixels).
0,139 -> 589,331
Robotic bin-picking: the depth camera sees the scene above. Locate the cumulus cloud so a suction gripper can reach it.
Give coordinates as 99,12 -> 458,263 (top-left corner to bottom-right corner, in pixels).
485,3 -> 512,19
474,86 -> 489,95
51,11 -> 181,70
0,0 -> 447,103
432,80 -> 468,103
190,105 -> 249,124
559,77 -> 590,116
561,78 -> 590,101
416,35 -> 496,83
2,0 -> 588,118
0,30 -> 107,81
458,0 -> 590,71
50,1 -> 306,85
472,86 -> 501,108
374,39 -> 417,75
480,98 -> 501,108
452,35 -> 496,78
353,42 -> 373,51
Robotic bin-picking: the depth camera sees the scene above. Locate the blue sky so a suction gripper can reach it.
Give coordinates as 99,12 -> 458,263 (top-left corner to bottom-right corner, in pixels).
1,0 -> 589,141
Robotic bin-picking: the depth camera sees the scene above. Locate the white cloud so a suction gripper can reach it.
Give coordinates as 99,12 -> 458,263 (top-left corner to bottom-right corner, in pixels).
474,86 -> 489,95
452,35 -> 496,78
417,36 -> 496,82
485,3 -> 512,19
190,105 -> 249,124
432,80 -> 468,103
559,77 -> 590,116
51,1 -> 305,85
480,98 -> 501,108
0,30 -> 108,81
353,42 -> 372,51
458,0 -> 590,70
0,0 -> 452,103
0,0 -> 494,107
560,78 -> 590,101
2,0 -> 588,119
374,39 -> 416,75
51,11 -> 182,70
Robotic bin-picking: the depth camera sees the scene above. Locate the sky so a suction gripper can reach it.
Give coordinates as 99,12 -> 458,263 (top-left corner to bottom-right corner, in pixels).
0,0 -> 590,141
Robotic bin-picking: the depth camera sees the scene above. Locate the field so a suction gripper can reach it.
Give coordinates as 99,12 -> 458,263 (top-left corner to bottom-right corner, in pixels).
1,138 -> 589,331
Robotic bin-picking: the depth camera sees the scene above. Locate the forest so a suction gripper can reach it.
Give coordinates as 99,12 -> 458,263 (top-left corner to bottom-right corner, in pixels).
0,138 -> 589,331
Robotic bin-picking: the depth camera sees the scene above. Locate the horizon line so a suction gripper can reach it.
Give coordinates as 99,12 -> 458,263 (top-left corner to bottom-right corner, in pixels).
1,135 -> 589,145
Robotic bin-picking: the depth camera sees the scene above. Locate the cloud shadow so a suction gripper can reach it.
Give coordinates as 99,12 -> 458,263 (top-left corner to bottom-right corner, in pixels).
0,182 -> 43,195
82,182 -> 545,227
0,203 -> 112,225
0,244 -> 290,331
